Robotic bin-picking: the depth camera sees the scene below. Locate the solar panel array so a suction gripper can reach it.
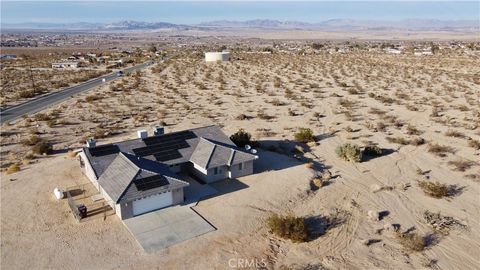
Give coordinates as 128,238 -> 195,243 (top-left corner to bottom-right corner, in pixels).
88,144 -> 120,157
132,131 -> 197,162
134,175 -> 170,191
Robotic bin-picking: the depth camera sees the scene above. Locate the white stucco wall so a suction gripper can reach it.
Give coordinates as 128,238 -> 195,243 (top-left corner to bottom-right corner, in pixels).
228,160 -> 254,179
79,151 -> 99,189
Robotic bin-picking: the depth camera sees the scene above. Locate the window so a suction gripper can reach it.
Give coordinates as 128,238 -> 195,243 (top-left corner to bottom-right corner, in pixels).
214,167 -> 218,175
238,163 -> 243,170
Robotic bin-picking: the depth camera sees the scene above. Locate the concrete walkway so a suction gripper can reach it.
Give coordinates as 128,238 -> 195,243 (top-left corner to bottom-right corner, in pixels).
123,205 -> 215,253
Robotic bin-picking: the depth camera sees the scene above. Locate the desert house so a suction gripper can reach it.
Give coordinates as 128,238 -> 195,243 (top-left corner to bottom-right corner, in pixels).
78,125 -> 258,219
205,51 -> 230,62
52,61 -> 80,69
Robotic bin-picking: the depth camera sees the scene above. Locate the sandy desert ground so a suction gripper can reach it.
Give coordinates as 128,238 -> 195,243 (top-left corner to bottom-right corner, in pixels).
1,50 -> 480,269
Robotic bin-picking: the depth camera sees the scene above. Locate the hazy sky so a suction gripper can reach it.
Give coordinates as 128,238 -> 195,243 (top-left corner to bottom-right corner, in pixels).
1,1 -> 478,24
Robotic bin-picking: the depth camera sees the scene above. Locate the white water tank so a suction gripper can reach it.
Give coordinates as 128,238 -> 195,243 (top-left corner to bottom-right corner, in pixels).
53,187 -> 64,199
205,52 -> 230,62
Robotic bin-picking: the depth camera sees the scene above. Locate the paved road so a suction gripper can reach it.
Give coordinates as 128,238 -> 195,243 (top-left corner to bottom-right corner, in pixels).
0,61 -> 154,124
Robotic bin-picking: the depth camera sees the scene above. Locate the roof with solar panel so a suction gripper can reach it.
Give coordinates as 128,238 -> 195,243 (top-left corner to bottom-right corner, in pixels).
83,125 -> 256,181
97,152 -> 189,203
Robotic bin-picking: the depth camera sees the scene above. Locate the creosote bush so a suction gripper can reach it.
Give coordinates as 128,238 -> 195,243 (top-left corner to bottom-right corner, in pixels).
396,232 -> 427,252
267,213 -> 309,243
294,128 -> 315,143
418,181 -> 450,198
32,141 -> 53,155
336,143 -> 362,162
230,129 -> 252,147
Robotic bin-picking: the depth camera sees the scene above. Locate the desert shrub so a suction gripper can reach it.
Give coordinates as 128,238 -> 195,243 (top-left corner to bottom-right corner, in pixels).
410,137 -> 426,146
363,145 -> 383,156
418,181 -> 450,198
235,114 -> 248,120
468,139 -> 480,150
32,141 -> 53,155
33,113 -> 51,121
85,94 -> 100,103
448,159 -> 476,172
336,143 -> 362,162
427,143 -> 455,157
257,111 -> 274,120
266,213 -> 308,243
397,232 -> 426,252
386,136 -> 409,145
445,130 -> 464,138
6,164 -> 20,174
230,129 -> 252,147
294,128 -> 315,143
21,135 -> 42,146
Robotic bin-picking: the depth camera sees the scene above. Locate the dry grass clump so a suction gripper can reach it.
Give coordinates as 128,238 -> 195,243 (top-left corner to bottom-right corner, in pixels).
427,143 -> 455,157
445,129 -> 464,138
21,135 -> 42,146
336,143 -> 362,162
448,159 -> 476,172
266,213 -> 309,243
396,231 -> 427,252
294,128 -> 315,143
468,139 -> 480,150
6,164 -> 20,174
418,181 -> 453,198
386,136 -> 424,146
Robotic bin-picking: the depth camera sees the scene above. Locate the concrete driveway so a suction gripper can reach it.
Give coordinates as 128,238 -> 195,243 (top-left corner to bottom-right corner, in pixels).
123,205 -> 215,253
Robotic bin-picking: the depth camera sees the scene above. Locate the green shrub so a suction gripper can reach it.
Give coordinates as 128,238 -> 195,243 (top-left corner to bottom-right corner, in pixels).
230,129 -> 252,147
32,141 -> 53,155
267,213 -> 308,243
294,128 -> 315,143
336,143 -> 362,162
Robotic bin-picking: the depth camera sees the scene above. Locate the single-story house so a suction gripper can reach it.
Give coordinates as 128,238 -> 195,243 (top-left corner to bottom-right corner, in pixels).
79,125 -> 257,219
52,61 -> 80,69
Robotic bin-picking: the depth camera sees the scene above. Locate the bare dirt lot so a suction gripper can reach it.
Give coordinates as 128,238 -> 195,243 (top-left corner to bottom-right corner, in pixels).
1,50 -> 479,269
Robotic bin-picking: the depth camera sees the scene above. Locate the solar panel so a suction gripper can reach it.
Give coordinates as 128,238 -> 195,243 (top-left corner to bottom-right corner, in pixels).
131,130 -> 197,162
89,144 -> 120,157
134,175 -> 169,191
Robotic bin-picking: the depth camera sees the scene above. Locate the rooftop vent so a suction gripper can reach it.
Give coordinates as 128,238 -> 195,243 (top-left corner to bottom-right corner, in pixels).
86,138 -> 96,148
137,130 -> 148,139
153,126 -> 164,136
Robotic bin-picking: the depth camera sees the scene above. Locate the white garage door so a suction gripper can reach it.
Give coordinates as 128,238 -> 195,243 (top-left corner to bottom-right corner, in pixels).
132,191 -> 173,216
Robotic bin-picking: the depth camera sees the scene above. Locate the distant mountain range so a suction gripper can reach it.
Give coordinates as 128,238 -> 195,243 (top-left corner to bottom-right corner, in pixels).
2,19 -> 478,31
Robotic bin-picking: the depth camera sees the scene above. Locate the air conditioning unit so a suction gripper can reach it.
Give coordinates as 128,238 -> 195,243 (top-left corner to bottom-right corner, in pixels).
153,126 -> 164,136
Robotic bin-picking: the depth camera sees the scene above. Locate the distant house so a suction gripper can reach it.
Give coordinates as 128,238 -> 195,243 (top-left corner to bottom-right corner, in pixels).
0,54 -> 17,60
78,125 -> 258,219
52,61 -> 80,69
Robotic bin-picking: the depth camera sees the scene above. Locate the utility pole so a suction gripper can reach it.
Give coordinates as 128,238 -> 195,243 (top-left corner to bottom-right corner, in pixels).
29,65 -> 36,92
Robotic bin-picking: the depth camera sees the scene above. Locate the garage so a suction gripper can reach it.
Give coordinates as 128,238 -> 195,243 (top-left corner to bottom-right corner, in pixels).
132,191 -> 173,216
